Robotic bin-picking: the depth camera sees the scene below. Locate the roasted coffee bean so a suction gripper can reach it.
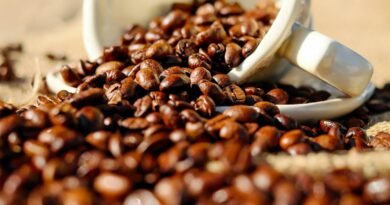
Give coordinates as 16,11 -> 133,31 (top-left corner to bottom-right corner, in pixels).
364,177 -> 390,204
185,121 -> 205,139
160,74 -> 190,91
224,42 -> 242,68
133,95 -> 152,117
308,91 -> 331,103
159,66 -> 186,79
3,165 -> 40,195
0,102 -> 16,118
0,114 -> 22,138
188,53 -> 211,70
224,84 -> 246,104
105,69 -> 126,84
250,126 -> 280,155
60,65 -> 81,87
180,109 -> 206,123
135,67 -> 160,91
93,172 -> 132,200
198,80 -> 226,104
212,74 -> 232,88
160,104 -> 183,128
193,95 -> 216,117
223,105 -> 259,122
190,67 -> 212,86
22,109 -> 49,128
265,88 -> 289,104
274,114 -> 298,130
176,39 -> 198,60
61,187 -> 94,205
319,120 -> 345,133
280,129 -> 305,150
252,165 -> 281,192
137,131 -> 172,155
95,61 -> 124,75
155,175 -> 187,205
312,134 -> 342,151
339,194 -> 365,205
344,127 -> 368,150
195,21 -> 227,46
219,121 -> 249,141
241,39 -> 258,58
324,169 -> 363,193
130,48 -> 147,64
146,40 -> 174,59
121,25 -> 146,45
23,140 -> 50,157
124,189 -> 161,205
287,143 -> 312,155
273,180 -> 302,205
70,88 -> 108,107
219,2 -> 244,16
161,10 -> 188,32
85,131 -> 111,150
244,86 -> 265,97
38,126 -> 82,153
207,43 -> 225,60
108,132 -> 124,158
158,142 -> 189,173
370,132 -> 390,149
205,114 -> 235,137
119,117 -> 150,130
76,106 -> 104,133
120,77 -> 138,99
184,170 -> 225,197
245,95 -> 263,104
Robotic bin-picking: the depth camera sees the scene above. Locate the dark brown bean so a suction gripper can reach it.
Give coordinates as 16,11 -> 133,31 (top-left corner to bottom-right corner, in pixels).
280,129 -> 305,150
339,194 -> 365,205
61,187 -> 94,205
195,21 -> 227,46
70,88 -> 108,108
324,169 -> 363,193
287,143 -> 312,155
76,106 -> 104,133
207,43 -> 225,60
273,180 -> 302,205
160,74 -> 190,91
0,114 -> 22,138
223,105 -> 259,122
219,2 -> 244,16
124,189 -> 161,205
250,126 -> 281,155
146,40 -> 173,59
60,65 -> 82,86
176,39 -> 198,60
242,38 -> 258,58
219,121 -> 249,141
190,67 -> 212,86
364,177 -> 390,204
155,175 -> 186,205
188,53 -> 211,70
345,127 -> 369,150
198,80 -> 226,104
135,67 -> 160,91
265,88 -> 289,104
161,10 -> 188,32
274,114 -> 298,130
224,84 -> 246,104
252,165 -> 281,192
119,117 -> 150,130
212,74 -> 232,88
93,172 -> 132,200
224,42 -> 242,68
193,95 -> 216,117
312,134 -> 342,151
96,61 -> 124,74
38,126 -> 82,153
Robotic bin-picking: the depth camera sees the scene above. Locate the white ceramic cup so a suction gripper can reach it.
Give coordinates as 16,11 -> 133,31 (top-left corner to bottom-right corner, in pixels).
83,0 -> 373,97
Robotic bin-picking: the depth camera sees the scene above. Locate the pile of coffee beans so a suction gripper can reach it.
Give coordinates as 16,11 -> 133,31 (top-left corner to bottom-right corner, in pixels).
0,0 -> 389,204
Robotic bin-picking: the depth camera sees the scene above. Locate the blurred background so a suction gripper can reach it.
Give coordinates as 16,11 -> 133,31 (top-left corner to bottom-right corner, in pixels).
0,0 -> 389,99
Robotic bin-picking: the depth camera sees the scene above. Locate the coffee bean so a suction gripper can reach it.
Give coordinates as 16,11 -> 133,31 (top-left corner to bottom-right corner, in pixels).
344,127 -> 368,150
319,120 -> 345,133
280,129 -> 305,150
198,80 -> 226,104
176,39 -> 198,60
207,43 -> 225,60
159,105 -> 183,128
339,194 -> 365,205
273,180 -> 302,205
146,40 -> 174,59
0,114 -> 22,138
312,134 -> 342,151
219,121 -> 249,141
119,117 -> 150,130
38,126 -> 82,153
60,65 -> 82,87
188,53 -> 212,70
223,105 -> 259,122
224,84 -> 246,104
308,91 -> 331,103
251,126 -> 281,155
161,10 -> 188,32
205,114 -> 235,137
124,189 -> 161,205
23,140 -> 50,157
184,170 -> 225,197
70,88 -> 108,108
160,74 -> 190,91
287,143 -> 312,155
212,74 -> 232,88
225,43 -> 242,68
242,38 -> 258,58
252,165 -> 281,192
324,169 -> 363,193
219,2 -> 244,16
195,21 -> 227,46
158,142 -> 189,173
61,187 -> 94,205
155,175 -> 187,205
121,25 -> 146,45
93,172 -> 132,200
265,88 -> 289,104
96,61 -> 124,75
364,177 -> 390,204
190,67 -> 212,86
135,67 -> 160,91
274,114 -> 298,130
76,106 -> 104,133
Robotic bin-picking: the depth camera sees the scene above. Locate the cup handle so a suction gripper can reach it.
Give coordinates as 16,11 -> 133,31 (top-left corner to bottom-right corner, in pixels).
278,23 -> 373,97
